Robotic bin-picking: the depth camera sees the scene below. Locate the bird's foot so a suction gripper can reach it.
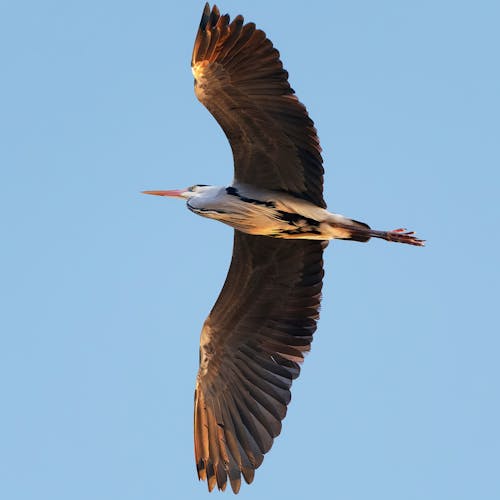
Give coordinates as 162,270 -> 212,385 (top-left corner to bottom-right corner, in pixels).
386,228 -> 425,246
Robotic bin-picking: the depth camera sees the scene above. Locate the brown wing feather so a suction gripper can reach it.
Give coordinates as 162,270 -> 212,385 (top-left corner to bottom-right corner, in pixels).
192,3 -> 325,208
194,231 -> 327,492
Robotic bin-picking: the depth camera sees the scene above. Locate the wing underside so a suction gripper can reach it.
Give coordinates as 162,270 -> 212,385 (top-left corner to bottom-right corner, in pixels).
194,231 -> 327,492
191,3 -> 326,208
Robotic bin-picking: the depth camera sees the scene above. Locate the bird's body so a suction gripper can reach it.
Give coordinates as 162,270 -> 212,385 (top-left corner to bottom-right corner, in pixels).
144,3 -> 423,494
186,184 -> 359,240
150,183 -> 422,244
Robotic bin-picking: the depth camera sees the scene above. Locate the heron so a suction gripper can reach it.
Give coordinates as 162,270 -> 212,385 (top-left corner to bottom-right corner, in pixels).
144,3 -> 424,494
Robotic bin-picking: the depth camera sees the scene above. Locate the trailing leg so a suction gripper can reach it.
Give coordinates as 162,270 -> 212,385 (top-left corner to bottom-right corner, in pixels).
327,219 -> 425,246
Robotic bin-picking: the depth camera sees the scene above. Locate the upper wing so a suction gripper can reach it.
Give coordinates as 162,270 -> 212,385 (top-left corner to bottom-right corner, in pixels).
191,3 -> 326,208
194,231 -> 327,492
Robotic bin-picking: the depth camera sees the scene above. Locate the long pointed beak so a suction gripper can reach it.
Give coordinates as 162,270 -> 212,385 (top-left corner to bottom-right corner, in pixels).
142,189 -> 187,198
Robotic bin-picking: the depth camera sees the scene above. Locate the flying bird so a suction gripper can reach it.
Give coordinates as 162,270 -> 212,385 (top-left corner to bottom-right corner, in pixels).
144,3 -> 424,494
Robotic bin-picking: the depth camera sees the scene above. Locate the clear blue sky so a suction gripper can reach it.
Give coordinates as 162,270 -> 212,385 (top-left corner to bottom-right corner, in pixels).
1,1 -> 499,499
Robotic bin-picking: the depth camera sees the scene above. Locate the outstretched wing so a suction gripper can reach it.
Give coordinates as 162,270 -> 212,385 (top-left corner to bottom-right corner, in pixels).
194,231 -> 327,492
191,3 -> 325,208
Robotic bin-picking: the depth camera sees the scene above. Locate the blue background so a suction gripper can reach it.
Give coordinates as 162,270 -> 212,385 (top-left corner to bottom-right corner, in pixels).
1,1 -> 499,498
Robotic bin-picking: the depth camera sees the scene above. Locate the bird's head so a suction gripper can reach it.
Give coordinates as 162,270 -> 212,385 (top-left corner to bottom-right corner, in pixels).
142,184 -> 216,200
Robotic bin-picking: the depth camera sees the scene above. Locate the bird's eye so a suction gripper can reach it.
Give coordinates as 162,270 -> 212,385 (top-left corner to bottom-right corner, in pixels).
189,184 -> 208,192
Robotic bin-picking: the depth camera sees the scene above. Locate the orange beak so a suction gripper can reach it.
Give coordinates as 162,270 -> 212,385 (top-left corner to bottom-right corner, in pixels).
142,189 -> 187,198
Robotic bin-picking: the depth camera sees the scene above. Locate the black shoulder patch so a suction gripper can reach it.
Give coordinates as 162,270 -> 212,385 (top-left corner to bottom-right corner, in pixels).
277,211 -> 320,227
225,187 -> 276,208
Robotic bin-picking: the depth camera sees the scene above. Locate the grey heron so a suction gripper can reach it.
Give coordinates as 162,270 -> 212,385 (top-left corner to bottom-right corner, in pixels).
144,3 -> 424,493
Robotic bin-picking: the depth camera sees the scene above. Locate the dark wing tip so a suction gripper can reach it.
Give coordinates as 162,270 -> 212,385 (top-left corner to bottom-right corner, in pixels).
208,5 -> 220,29
233,14 -> 244,26
200,3 -> 211,30
200,4 -> 227,31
